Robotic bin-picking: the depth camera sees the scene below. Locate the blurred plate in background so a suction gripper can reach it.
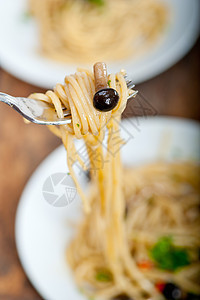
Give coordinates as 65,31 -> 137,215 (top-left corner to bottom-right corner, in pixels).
15,117 -> 200,300
0,0 -> 199,88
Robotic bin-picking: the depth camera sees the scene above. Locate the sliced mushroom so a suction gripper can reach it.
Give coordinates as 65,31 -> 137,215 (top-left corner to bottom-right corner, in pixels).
93,62 -> 119,112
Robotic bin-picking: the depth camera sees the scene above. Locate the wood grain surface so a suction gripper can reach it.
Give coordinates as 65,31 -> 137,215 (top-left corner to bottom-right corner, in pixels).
0,39 -> 199,300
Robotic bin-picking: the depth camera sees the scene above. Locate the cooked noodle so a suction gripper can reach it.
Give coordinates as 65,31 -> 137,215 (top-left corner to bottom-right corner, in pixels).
29,0 -> 168,63
29,67 -> 200,300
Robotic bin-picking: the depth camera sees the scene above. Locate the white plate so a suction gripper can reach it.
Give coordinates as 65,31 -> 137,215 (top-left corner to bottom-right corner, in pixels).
0,0 -> 199,89
15,117 -> 200,300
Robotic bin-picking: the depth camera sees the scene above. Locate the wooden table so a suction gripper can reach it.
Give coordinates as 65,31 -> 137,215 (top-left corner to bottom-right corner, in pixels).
0,39 -> 199,300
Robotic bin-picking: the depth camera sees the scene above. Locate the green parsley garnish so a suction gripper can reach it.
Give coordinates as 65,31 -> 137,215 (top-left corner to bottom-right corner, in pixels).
107,80 -> 111,87
150,236 -> 190,271
87,0 -> 105,6
96,269 -> 113,282
67,172 -> 70,175
77,123 -> 80,127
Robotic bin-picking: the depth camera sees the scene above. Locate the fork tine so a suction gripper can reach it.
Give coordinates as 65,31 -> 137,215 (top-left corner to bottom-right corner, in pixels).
63,110 -> 71,117
127,90 -> 138,100
52,105 -> 70,112
124,74 -> 135,89
127,82 -> 135,89
49,102 -> 69,111
126,79 -> 132,85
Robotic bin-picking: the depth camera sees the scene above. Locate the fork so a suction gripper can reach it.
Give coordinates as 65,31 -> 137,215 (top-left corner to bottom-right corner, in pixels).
0,80 -> 137,125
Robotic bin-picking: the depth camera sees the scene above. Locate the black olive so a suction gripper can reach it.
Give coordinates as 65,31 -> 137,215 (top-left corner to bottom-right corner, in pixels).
112,294 -> 133,300
186,293 -> 200,300
93,88 -> 119,112
162,283 -> 184,300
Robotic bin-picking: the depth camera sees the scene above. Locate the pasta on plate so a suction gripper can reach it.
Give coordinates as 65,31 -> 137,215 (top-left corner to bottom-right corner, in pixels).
29,0 -> 168,63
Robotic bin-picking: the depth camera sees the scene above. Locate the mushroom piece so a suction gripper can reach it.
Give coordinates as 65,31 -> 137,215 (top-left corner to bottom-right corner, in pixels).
93,62 -> 119,112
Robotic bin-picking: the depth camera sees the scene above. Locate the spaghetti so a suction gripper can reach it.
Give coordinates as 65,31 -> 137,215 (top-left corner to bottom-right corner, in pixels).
29,0 -> 168,63
29,65 -> 200,300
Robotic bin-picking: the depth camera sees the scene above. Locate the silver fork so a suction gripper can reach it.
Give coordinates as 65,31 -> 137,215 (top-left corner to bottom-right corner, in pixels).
0,81 -> 137,125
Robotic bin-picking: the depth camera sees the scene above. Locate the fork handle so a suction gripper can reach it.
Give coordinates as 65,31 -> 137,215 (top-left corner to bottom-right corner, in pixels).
0,92 -> 18,107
